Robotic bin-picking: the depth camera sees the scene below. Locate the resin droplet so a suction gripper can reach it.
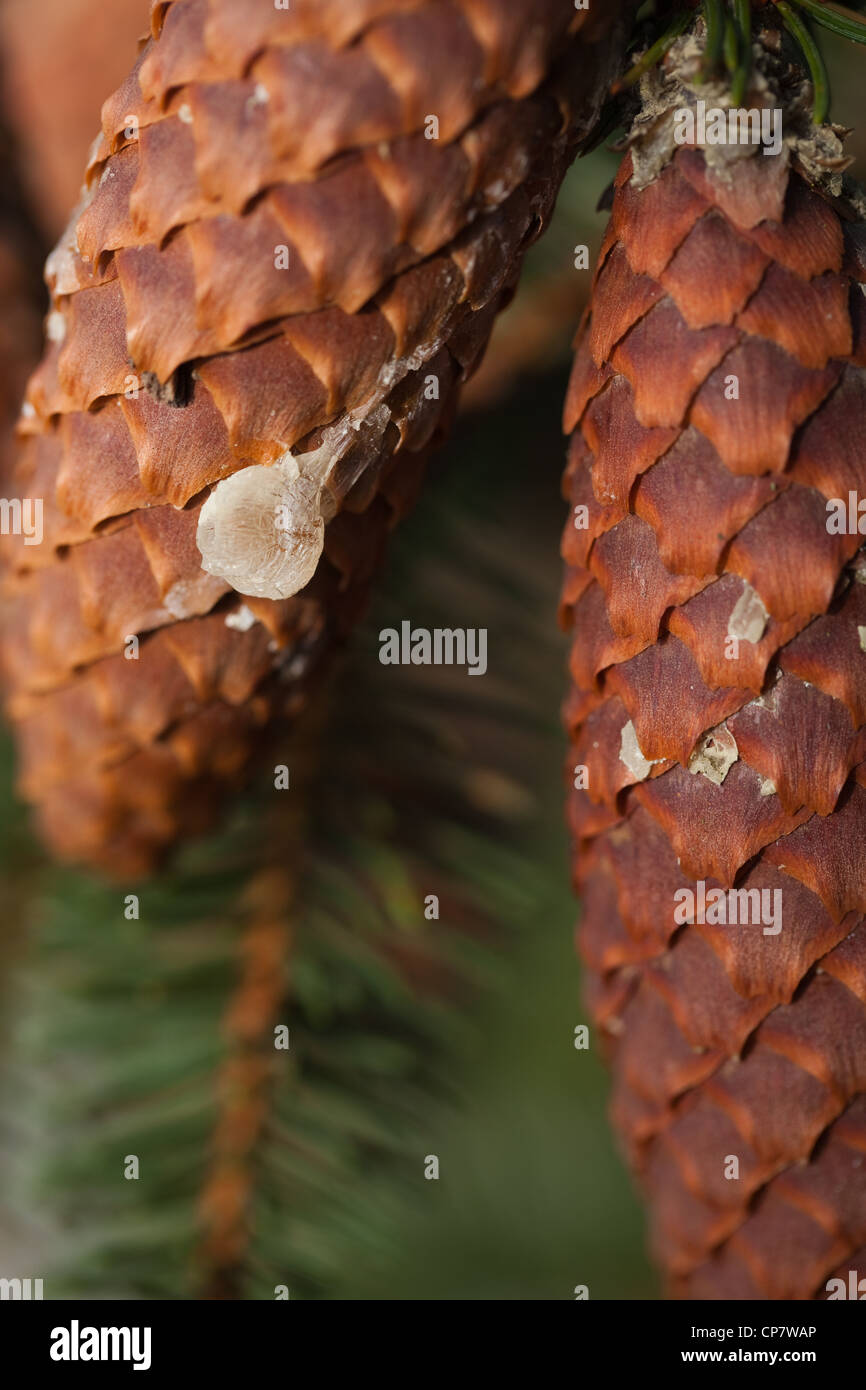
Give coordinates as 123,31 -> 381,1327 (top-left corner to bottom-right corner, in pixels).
197,461 -> 324,600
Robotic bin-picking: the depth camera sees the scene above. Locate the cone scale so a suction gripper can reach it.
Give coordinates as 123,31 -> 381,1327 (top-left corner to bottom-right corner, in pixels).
562,21 -> 866,1298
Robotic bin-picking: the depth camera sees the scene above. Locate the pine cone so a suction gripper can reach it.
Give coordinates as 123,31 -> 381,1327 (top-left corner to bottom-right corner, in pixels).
0,0 -> 632,876
562,30 -> 866,1298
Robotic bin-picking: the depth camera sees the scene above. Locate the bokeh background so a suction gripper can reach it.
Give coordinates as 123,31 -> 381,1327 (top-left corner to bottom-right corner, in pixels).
0,2 -> 863,1300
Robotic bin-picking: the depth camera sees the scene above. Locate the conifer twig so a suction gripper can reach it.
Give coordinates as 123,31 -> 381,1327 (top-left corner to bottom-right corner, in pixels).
196,866 -> 294,1299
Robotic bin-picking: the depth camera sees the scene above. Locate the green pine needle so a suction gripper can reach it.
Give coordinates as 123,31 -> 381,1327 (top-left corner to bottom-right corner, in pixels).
781,0 -> 866,44
731,0 -> 753,103
723,12 -> 740,74
699,0 -> 726,81
776,2 -> 831,121
612,9 -> 693,92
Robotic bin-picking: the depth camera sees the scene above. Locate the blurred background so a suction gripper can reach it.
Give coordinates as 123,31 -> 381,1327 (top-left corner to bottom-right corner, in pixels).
0,1 -> 863,1301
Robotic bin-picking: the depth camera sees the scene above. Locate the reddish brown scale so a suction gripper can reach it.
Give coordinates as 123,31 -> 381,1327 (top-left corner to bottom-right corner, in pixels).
562,132 -> 866,1297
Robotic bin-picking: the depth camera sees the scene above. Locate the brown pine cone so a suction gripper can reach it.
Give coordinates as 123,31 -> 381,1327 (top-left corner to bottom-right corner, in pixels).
561,29 -> 866,1298
0,0 -> 633,876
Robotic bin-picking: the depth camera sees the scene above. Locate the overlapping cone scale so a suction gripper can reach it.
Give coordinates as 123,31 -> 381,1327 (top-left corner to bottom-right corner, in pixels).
562,78 -> 866,1295
0,0 -> 632,874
